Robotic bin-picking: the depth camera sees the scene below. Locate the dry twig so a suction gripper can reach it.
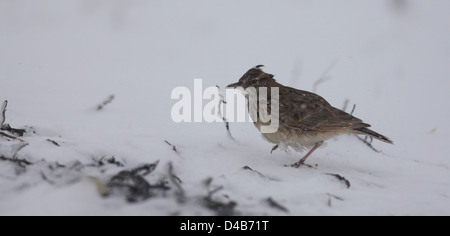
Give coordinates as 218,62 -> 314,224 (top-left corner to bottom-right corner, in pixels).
313,59 -> 339,93
342,100 -> 380,153
325,173 -> 351,188
168,162 -> 186,203
0,101 -> 26,137
354,135 -> 381,153
46,139 -> 60,147
203,177 -> 237,216
327,193 -> 344,207
0,100 -> 7,126
106,161 -> 166,202
216,85 -> 235,141
0,155 -> 32,167
13,143 -> 29,159
165,140 -> 178,153
350,104 -> 356,115
97,95 -> 115,111
0,131 -> 25,142
342,99 -> 349,112
266,197 -> 289,213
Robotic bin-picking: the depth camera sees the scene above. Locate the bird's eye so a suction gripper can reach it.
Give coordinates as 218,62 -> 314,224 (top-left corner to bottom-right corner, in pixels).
250,79 -> 258,85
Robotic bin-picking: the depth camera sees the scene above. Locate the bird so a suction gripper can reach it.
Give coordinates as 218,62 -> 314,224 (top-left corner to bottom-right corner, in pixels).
227,65 -> 393,168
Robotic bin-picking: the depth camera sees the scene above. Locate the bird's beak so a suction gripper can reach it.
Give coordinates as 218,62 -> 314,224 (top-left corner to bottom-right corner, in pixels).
226,82 -> 242,89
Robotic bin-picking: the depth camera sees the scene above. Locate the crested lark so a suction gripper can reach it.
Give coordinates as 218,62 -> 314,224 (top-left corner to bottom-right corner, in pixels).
227,65 -> 393,168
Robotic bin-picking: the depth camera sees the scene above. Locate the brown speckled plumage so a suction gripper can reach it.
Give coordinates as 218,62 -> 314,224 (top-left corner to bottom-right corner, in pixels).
227,65 -> 393,168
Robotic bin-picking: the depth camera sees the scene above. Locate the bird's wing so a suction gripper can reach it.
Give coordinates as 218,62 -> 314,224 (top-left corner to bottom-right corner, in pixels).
279,87 -> 369,132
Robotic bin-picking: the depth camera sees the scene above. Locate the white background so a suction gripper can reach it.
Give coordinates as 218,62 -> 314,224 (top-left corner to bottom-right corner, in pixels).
1,0 -> 450,215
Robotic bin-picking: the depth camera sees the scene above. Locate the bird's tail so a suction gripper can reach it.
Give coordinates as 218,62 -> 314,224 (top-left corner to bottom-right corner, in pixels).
354,127 -> 393,144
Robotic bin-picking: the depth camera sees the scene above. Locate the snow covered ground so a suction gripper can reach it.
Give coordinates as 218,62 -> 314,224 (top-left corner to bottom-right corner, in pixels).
1,0 -> 450,216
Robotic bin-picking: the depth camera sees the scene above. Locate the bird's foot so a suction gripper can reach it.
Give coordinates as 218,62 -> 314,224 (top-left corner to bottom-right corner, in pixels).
285,142 -> 322,169
286,161 -> 317,169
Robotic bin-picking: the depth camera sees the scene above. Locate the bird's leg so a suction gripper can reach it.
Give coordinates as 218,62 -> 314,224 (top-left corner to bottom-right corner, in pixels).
289,141 -> 323,168
270,144 -> 279,154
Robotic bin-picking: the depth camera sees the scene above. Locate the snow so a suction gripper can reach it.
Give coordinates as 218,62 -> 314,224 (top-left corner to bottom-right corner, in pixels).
1,0 -> 450,216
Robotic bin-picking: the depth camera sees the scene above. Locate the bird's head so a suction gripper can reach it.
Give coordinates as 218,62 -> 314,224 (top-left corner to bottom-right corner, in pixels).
227,65 -> 276,89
